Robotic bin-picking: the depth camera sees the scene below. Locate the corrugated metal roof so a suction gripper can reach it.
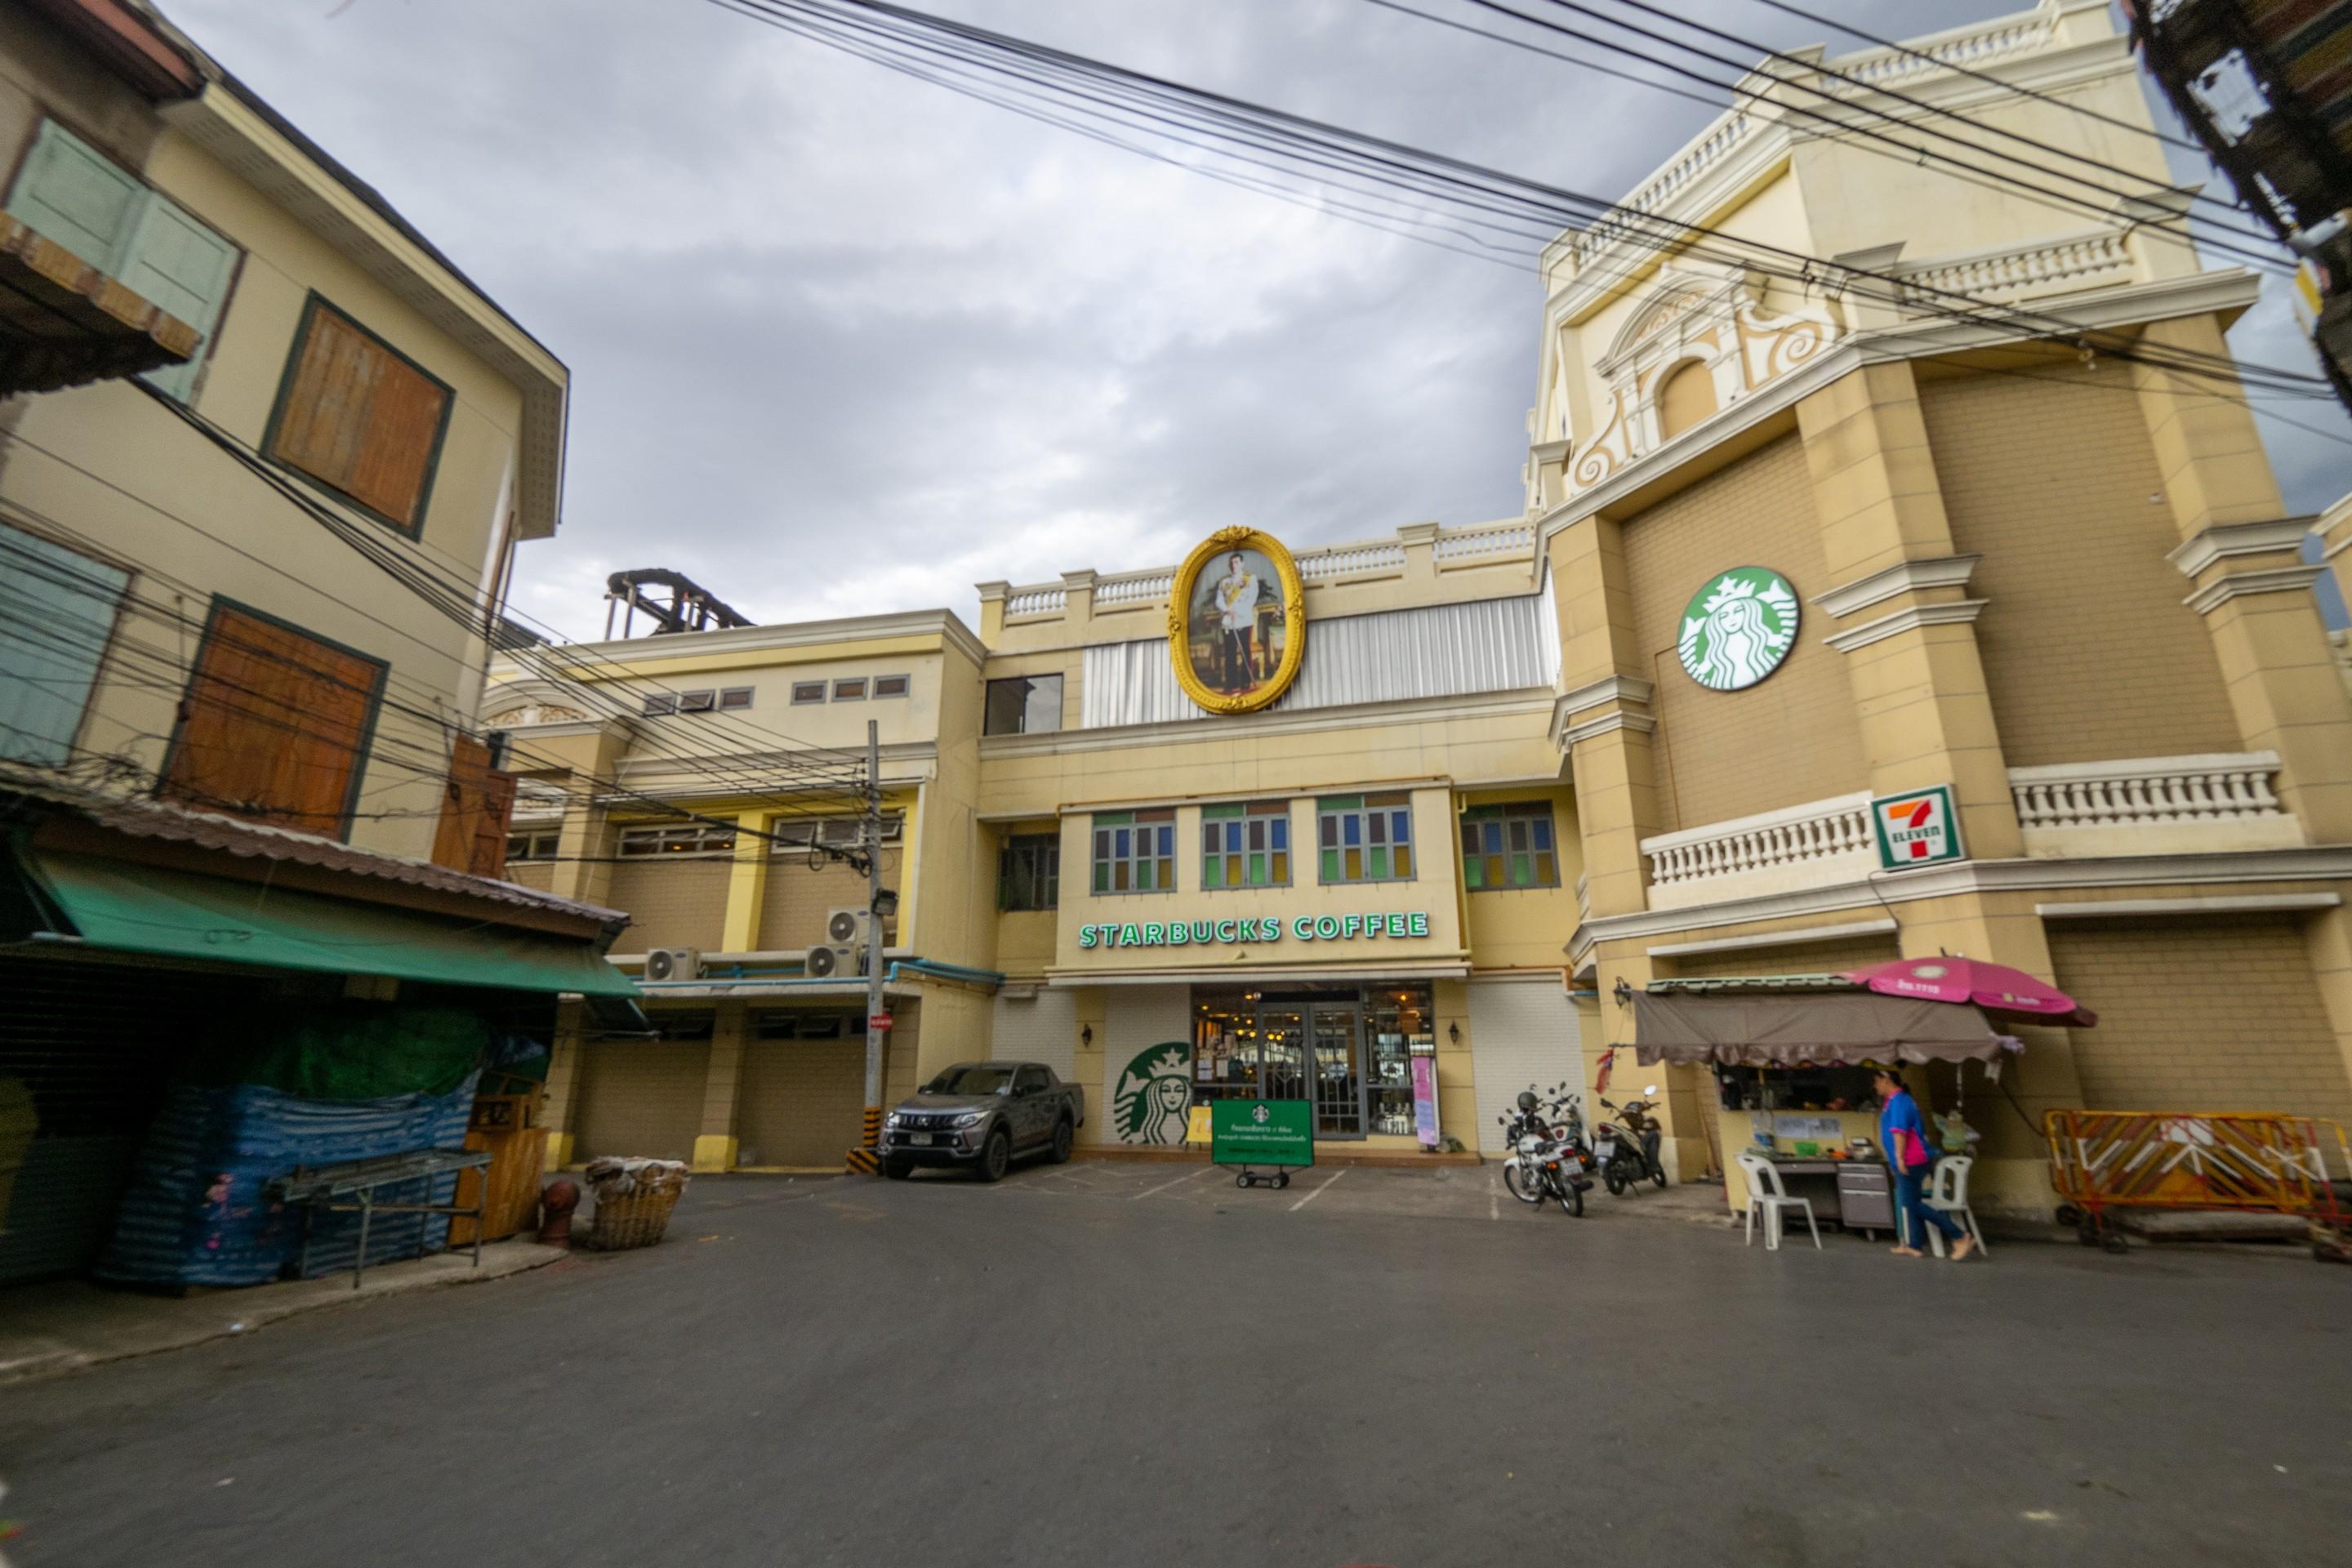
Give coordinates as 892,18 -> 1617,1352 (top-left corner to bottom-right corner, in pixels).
0,765 -> 623,927
1082,594 -> 1553,728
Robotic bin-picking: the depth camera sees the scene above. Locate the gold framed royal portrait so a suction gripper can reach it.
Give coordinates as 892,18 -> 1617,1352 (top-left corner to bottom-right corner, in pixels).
1167,527 -> 1306,715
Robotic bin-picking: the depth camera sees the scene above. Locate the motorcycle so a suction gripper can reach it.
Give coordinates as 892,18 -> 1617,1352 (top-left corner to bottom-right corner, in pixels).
1497,1086 -> 1590,1217
1594,1085 -> 1668,1196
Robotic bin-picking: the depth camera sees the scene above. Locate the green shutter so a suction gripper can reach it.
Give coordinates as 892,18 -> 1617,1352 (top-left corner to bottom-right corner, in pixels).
5,122 -> 143,268
0,522 -> 127,765
122,197 -> 238,401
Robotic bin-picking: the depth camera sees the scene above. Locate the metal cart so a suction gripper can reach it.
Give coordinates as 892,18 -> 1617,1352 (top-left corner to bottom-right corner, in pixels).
271,1147 -> 495,1288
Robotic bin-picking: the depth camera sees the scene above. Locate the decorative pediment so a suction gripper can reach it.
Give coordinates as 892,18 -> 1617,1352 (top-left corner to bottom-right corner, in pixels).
1563,271 -> 1842,501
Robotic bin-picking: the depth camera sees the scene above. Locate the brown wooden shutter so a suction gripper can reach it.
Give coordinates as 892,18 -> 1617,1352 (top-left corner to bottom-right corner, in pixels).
432,733 -> 518,877
270,301 -> 450,530
163,605 -> 381,837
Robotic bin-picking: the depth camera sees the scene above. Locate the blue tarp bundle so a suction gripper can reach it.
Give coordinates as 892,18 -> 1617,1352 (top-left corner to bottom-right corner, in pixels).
97,1072 -> 479,1287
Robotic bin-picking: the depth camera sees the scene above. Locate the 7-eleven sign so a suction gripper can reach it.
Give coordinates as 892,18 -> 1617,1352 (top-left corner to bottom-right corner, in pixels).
1871,785 -> 1967,871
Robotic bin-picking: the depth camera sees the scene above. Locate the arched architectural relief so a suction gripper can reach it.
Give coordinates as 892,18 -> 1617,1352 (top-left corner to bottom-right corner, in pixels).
1564,270 -> 1840,497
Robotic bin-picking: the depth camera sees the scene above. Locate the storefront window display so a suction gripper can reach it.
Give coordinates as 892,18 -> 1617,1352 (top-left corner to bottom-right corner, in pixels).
1189,982 -> 1434,1138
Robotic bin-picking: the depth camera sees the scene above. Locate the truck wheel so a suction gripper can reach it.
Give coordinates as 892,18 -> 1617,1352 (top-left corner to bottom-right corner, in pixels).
974,1128 -> 1011,1183
882,1158 -> 912,1180
1049,1118 -> 1075,1165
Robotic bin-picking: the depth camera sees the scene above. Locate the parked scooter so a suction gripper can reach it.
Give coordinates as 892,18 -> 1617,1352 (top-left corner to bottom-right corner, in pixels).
1594,1085 -> 1668,1196
1497,1087 -> 1590,1217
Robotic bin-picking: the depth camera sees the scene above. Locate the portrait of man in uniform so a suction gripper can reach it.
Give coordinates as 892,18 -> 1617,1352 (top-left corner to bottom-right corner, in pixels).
1185,546 -> 1285,699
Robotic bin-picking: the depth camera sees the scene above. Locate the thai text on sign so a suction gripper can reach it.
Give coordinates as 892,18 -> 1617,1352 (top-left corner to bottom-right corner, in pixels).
1078,911 -> 1431,949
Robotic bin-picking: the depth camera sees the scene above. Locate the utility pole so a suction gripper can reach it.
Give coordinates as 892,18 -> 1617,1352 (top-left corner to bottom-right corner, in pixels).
854,718 -> 886,1172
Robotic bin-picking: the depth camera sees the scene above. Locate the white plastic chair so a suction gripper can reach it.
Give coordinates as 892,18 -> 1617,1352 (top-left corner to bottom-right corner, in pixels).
1735,1152 -> 1820,1252
1925,1155 -> 1986,1258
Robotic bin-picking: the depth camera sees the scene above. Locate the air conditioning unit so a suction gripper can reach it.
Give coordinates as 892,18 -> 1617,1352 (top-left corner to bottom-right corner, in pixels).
644,947 -> 701,982
807,908 -> 871,980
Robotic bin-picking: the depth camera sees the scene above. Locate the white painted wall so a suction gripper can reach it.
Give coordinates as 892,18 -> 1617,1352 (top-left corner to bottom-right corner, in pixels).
990,988 -> 1076,1079
1468,976 -> 1582,1153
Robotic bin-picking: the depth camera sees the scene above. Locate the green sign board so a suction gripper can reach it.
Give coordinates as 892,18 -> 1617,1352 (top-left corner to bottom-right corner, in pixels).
1676,565 -> 1800,691
1209,1099 -> 1315,1168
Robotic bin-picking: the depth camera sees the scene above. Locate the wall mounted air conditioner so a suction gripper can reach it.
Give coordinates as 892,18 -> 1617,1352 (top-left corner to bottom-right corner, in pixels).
644,947 -> 701,982
806,908 -> 871,978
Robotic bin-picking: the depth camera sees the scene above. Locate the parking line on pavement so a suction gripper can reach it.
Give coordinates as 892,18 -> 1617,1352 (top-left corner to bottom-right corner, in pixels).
1288,1169 -> 1346,1211
1133,1165 -> 1216,1200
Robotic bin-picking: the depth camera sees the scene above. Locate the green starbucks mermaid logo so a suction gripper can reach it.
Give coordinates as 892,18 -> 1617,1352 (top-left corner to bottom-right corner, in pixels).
1677,566 -> 1799,692
1112,1042 -> 1193,1144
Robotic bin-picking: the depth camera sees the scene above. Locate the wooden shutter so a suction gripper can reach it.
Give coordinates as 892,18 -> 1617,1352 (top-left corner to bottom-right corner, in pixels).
268,301 -> 451,530
3,122 -> 143,269
119,198 -> 238,402
163,605 -> 382,838
0,521 -> 128,765
432,733 -> 518,878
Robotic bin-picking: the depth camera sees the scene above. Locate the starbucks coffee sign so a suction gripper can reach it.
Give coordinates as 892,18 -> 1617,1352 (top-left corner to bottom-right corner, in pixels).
1677,566 -> 1799,691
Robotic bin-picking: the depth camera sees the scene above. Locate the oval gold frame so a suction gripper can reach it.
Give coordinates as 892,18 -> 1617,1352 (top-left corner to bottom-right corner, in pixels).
1166,527 -> 1307,715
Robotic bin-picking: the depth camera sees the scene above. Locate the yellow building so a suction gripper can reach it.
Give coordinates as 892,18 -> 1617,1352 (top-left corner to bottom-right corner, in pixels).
498,1 -> 2352,1216
0,2 -> 630,1286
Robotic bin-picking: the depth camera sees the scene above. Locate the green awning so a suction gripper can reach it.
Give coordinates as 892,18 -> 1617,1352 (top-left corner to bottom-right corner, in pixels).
24,849 -> 639,997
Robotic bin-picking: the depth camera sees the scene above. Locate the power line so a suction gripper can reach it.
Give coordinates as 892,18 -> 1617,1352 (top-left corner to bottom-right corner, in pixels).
713,0 -> 2331,401
1461,0 -> 2289,276
1739,0 -> 2207,157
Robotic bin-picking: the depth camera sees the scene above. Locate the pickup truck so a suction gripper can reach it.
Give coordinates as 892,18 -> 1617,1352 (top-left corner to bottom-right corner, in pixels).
880,1061 -> 1086,1182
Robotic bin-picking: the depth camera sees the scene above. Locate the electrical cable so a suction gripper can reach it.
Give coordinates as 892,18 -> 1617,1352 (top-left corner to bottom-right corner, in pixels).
713,0 -> 2332,400
1739,0 -> 2207,156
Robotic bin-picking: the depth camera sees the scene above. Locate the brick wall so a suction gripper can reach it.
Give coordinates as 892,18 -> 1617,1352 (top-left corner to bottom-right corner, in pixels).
603,858 -> 732,954
571,1038 -> 709,1163
2048,918 -> 2352,1122
1920,363 -> 2242,767
756,846 -> 902,951
1623,434 -> 1868,832
736,1004 -> 919,1168
503,861 -> 556,893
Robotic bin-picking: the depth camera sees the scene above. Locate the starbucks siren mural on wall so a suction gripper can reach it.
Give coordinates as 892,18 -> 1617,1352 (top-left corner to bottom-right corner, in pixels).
1112,1041 -> 1194,1144
1677,566 -> 1799,692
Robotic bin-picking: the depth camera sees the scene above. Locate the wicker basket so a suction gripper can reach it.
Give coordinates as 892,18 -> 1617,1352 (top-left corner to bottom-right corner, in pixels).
591,1186 -> 682,1250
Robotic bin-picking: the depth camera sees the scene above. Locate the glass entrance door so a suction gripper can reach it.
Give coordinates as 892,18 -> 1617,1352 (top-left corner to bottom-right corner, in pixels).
1254,1009 -> 1307,1105
1308,1003 -> 1363,1137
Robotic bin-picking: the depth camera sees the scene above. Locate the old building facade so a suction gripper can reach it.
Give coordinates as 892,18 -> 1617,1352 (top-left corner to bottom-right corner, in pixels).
498,1 -> 2352,1214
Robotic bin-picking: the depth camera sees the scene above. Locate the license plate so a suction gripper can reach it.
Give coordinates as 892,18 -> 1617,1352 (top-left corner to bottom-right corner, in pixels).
909,1133 -> 933,1146
1596,1140 -> 1615,1159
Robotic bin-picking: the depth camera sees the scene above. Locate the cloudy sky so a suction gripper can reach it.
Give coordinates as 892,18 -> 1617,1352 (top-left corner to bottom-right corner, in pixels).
168,0 -> 2352,640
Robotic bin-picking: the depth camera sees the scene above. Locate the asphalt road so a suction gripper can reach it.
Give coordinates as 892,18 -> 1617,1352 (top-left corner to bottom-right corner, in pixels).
4,1160 -> 2348,1568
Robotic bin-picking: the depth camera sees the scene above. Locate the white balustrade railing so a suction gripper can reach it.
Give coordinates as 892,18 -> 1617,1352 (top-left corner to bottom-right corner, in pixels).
1298,542 -> 1406,578
1093,571 -> 1172,608
1898,232 -> 2133,303
1642,793 -> 1875,889
1570,113 -> 1753,269
1835,16 -> 2051,91
2010,754 -> 2287,831
1004,586 -> 1065,617
1435,523 -> 1535,563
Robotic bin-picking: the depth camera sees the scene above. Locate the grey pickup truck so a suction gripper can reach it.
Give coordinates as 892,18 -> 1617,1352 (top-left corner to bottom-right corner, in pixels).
880,1061 -> 1087,1182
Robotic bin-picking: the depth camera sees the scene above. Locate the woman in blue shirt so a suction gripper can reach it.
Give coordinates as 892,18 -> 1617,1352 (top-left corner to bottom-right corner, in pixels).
1873,1068 -> 1973,1260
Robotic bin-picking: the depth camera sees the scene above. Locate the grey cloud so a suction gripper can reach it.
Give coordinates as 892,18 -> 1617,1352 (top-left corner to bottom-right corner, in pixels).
163,0 -> 2347,639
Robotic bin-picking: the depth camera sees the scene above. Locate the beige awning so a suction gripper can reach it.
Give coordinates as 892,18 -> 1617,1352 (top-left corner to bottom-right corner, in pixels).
1632,990 -> 2019,1067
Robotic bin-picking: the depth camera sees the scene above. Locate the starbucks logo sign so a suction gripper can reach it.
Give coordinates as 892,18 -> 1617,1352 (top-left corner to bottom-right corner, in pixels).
1112,1042 -> 1193,1145
1677,566 -> 1799,691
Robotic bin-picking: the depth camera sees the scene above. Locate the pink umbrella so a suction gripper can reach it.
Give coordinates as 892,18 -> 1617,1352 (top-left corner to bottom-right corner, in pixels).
1841,957 -> 2097,1028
